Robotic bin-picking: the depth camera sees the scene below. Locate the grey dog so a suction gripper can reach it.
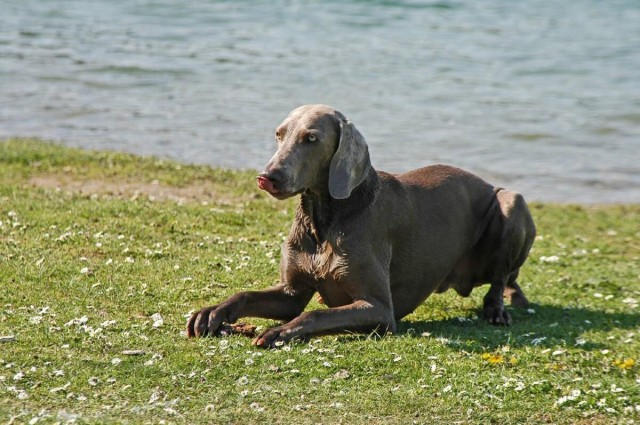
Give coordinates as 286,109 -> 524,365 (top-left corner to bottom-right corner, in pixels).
187,104 -> 536,347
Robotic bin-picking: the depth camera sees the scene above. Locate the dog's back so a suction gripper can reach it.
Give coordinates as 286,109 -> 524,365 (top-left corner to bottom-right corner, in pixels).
375,165 -> 534,320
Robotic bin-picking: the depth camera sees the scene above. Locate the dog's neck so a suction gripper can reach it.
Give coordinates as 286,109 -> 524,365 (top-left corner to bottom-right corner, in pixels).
297,169 -> 380,244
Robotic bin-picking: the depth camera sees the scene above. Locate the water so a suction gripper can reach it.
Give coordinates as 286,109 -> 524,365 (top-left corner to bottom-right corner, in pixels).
1,0 -> 639,203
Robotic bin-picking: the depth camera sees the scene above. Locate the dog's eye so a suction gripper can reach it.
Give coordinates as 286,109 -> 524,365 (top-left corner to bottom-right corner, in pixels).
275,131 -> 282,142
307,134 -> 317,142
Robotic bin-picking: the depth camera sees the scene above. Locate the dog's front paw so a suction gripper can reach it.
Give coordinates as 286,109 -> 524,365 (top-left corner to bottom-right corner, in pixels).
252,326 -> 304,349
186,305 -> 236,337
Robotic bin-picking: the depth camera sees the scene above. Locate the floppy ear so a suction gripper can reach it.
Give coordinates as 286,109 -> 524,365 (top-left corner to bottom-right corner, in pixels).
328,119 -> 372,199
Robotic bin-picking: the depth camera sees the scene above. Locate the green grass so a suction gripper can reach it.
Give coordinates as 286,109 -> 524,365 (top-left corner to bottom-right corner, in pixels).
1,138 -> 639,424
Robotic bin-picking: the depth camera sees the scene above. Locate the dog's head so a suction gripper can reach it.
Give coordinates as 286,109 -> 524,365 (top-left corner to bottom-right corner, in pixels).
257,104 -> 371,200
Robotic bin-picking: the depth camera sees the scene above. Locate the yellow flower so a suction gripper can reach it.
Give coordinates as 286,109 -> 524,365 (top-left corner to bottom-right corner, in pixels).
613,358 -> 635,370
481,353 -> 504,364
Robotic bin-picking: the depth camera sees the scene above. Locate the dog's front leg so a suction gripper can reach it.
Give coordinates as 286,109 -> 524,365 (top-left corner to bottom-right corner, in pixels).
187,285 -> 314,337
252,300 -> 396,348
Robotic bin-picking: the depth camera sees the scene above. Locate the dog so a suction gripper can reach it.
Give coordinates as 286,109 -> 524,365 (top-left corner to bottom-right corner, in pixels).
187,104 -> 536,347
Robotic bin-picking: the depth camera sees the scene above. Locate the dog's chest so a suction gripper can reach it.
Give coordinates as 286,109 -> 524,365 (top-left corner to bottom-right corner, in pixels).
293,240 -> 346,281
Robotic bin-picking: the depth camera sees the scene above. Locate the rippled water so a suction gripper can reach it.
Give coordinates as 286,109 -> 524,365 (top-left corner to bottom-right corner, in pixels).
1,0 -> 639,203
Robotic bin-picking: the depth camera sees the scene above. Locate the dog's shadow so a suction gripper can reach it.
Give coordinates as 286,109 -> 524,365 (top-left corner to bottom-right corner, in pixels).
389,303 -> 639,352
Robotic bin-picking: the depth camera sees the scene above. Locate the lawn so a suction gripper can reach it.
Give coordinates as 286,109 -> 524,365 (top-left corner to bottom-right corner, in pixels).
1,139 -> 638,424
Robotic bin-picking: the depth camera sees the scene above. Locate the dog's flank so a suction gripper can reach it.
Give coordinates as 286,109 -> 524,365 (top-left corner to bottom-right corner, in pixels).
187,104 -> 536,347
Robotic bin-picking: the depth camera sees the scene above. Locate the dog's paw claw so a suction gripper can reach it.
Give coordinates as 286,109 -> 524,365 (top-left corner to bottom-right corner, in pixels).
252,327 -> 296,348
483,306 -> 512,326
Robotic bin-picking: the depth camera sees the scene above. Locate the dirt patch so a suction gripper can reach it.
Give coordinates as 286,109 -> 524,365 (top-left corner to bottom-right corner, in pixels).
28,175 -> 250,204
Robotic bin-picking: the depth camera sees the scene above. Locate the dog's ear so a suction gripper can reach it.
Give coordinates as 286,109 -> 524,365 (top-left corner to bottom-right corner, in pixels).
328,118 -> 371,199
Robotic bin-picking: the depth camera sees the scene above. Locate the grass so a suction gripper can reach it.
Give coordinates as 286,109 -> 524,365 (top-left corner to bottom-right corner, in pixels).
1,138 -> 639,424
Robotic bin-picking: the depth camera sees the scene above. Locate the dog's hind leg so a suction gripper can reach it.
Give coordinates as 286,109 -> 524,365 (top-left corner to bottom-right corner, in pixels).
504,271 -> 529,308
483,278 -> 512,326
482,189 -> 535,325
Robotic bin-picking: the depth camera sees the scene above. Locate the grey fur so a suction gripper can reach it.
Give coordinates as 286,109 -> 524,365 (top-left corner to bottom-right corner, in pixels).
187,104 -> 536,347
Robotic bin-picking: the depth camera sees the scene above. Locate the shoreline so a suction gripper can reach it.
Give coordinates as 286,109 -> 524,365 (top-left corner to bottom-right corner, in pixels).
2,138 -> 638,207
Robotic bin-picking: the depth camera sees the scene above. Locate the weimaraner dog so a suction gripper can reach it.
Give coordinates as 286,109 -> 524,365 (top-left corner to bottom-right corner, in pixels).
187,104 -> 536,347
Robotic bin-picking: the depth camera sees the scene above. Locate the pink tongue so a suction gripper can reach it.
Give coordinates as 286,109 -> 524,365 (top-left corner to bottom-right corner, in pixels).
257,176 -> 276,193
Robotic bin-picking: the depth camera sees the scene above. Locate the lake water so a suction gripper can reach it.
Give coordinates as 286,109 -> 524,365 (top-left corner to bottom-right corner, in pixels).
1,0 -> 639,203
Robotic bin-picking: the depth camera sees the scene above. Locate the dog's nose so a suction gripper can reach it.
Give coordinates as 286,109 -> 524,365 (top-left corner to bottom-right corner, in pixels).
260,168 -> 284,184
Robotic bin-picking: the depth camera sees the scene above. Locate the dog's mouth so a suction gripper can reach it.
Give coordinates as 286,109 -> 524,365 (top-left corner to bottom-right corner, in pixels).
257,176 -> 299,200
257,176 -> 278,194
